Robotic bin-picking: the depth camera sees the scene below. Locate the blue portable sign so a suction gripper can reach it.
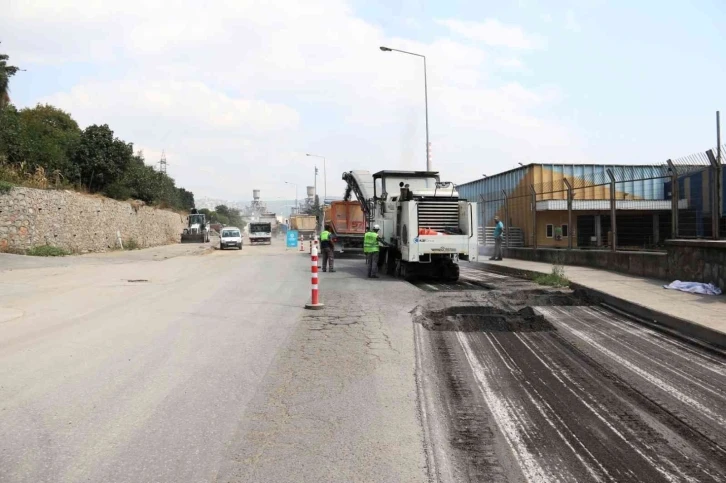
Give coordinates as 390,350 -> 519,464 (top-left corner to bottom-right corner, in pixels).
286,230 -> 299,248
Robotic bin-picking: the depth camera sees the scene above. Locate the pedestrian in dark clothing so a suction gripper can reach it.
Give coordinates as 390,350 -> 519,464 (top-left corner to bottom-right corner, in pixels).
490,216 -> 504,261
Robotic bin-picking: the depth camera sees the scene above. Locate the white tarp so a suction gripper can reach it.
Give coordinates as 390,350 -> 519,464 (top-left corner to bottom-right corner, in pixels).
663,280 -> 722,295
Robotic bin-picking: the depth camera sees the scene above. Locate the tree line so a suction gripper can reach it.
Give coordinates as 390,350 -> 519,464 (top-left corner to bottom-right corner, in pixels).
0,49 -> 195,211
199,205 -> 244,228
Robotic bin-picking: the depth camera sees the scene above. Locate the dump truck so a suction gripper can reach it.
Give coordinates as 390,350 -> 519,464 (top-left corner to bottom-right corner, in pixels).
249,222 -> 272,245
181,209 -> 209,243
289,214 -> 317,239
324,201 -> 365,254
260,212 -> 279,237
342,170 -> 478,281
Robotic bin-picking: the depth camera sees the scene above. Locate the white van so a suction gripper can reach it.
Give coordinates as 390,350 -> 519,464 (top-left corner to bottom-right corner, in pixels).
219,227 -> 243,250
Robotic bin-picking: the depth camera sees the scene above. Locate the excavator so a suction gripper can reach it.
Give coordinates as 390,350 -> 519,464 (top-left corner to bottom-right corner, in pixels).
342,170 -> 478,281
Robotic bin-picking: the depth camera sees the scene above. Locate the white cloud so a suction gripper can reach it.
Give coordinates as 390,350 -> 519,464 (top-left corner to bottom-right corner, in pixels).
43,80 -> 299,133
542,14 -> 553,23
2,0 -> 580,200
436,18 -> 546,50
497,58 -> 525,70
565,10 -> 581,33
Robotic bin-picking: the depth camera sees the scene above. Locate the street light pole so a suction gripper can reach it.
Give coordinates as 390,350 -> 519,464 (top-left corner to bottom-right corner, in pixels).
306,154 -> 326,203
380,46 -> 430,171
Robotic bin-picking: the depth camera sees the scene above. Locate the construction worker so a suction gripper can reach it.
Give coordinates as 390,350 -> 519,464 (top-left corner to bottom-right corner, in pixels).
364,224 -> 382,278
320,224 -> 335,272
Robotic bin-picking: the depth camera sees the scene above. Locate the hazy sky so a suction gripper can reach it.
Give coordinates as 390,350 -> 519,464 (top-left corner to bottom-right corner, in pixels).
2,0 -> 723,201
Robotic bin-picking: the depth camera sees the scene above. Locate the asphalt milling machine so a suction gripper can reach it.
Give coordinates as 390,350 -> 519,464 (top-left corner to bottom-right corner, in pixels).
342,170 -> 478,282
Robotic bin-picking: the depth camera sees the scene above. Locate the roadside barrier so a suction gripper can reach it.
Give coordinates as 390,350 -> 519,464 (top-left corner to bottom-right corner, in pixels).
305,245 -> 325,310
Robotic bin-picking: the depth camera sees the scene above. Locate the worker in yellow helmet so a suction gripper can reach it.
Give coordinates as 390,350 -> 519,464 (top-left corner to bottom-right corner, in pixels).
364,224 -> 383,278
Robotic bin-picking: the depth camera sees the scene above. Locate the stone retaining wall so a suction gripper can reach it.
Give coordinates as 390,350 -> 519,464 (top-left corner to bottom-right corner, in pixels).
0,186 -> 186,253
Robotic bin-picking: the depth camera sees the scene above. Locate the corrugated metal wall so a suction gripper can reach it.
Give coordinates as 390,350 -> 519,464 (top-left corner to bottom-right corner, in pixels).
458,164 -> 670,244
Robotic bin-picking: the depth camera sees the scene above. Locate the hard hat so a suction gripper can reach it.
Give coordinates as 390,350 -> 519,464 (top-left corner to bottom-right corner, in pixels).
373,224 -> 380,230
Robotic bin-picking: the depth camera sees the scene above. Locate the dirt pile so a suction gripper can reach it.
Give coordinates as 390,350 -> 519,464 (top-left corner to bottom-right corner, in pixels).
423,305 -> 554,332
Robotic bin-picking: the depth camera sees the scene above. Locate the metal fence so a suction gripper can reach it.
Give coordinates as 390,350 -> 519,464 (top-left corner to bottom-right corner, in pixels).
477,144 -> 724,252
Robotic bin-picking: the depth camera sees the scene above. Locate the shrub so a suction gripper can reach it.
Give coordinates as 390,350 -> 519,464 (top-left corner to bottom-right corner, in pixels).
533,258 -> 569,288
0,180 -> 12,194
26,245 -> 70,257
124,239 -> 140,250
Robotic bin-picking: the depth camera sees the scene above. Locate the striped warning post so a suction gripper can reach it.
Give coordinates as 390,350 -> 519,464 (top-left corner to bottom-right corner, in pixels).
305,245 -> 325,310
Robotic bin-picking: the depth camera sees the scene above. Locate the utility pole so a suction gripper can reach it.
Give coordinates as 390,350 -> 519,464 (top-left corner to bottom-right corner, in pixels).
158,150 -> 168,174
306,154 -> 326,203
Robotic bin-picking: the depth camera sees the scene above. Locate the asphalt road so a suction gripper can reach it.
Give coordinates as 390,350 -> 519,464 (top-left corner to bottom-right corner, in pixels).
415,266 -> 726,482
4,243 -> 726,483
0,241 -> 427,483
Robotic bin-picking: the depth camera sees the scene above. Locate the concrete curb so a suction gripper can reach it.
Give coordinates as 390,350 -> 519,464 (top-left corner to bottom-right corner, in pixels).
477,262 -> 726,354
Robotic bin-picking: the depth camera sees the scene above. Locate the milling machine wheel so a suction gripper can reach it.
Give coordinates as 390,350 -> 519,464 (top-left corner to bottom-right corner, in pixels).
386,251 -> 397,276
442,262 -> 460,282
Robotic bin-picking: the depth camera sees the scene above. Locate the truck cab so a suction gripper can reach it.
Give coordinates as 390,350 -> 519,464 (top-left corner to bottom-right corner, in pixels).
249,222 -> 272,245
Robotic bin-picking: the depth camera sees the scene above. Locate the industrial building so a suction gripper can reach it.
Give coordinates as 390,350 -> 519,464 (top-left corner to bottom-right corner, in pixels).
458,163 -> 677,249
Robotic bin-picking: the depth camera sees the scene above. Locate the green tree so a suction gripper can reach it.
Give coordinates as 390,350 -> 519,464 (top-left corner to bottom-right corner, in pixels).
73,124 -> 133,192
177,187 -> 195,210
0,46 -> 21,108
18,104 -> 81,177
104,151 -> 194,211
215,204 -> 243,227
0,105 -> 25,165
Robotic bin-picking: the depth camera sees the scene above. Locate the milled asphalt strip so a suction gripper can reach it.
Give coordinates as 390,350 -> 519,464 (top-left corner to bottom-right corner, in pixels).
576,306 -> 726,401
456,331 -> 552,483
514,331 -> 690,483
546,306 -> 726,429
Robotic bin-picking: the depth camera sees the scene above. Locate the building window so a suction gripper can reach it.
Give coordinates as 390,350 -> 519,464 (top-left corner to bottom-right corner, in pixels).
561,224 -> 568,237
546,224 -> 553,238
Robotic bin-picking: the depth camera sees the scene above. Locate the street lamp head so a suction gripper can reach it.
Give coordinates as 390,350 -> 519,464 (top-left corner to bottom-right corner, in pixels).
305,153 -> 311,156
379,46 -> 392,52
482,174 -> 488,178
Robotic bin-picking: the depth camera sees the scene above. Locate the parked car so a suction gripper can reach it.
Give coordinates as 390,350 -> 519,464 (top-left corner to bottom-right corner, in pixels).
219,227 -> 243,250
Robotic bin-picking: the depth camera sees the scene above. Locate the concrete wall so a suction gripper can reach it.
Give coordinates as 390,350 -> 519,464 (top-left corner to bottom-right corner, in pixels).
0,186 -> 186,253
666,240 -> 726,290
504,247 -> 668,280
505,241 -> 726,290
